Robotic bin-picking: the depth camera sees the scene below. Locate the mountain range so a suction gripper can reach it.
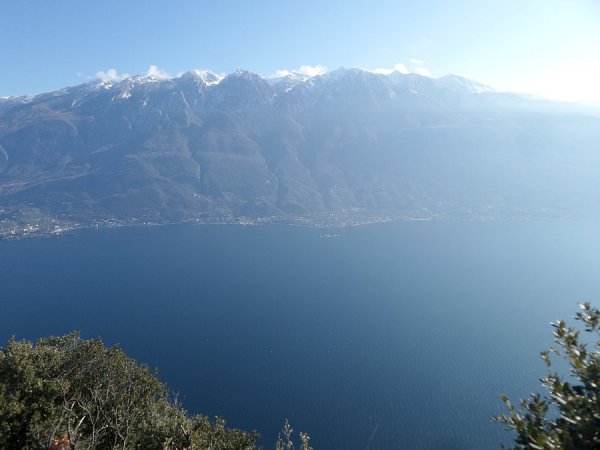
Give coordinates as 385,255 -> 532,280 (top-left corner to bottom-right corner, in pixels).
1,67 -> 599,237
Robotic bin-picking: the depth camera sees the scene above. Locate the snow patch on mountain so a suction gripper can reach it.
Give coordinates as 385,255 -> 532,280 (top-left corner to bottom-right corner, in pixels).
437,74 -> 493,94
180,69 -> 224,86
267,71 -> 315,92
270,65 -> 328,79
96,68 -> 130,82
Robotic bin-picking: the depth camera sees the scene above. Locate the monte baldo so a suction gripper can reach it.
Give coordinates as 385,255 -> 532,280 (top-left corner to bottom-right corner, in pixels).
1,68 -> 599,238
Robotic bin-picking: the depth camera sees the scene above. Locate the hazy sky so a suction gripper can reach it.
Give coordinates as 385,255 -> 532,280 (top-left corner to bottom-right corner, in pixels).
1,0 -> 599,104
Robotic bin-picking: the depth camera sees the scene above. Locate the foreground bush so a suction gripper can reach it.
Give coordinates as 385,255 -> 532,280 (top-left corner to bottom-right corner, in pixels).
0,332 -> 259,449
494,303 -> 600,449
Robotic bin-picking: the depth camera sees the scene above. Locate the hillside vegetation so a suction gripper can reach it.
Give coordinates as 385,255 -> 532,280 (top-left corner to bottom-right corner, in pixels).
0,332 -> 310,449
494,303 -> 600,449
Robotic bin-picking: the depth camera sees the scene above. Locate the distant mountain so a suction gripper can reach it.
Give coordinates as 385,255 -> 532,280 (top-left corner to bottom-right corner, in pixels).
1,68 -> 599,236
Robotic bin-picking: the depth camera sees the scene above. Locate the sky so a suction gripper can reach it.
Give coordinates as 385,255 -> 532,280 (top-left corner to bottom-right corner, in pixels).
1,0 -> 599,105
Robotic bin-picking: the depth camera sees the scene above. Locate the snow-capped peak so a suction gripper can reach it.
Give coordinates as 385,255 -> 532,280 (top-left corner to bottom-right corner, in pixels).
180,69 -> 223,86
321,67 -> 383,82
230,69 -> 261,79
266,71 -> 314,88
436,74 -> 493,94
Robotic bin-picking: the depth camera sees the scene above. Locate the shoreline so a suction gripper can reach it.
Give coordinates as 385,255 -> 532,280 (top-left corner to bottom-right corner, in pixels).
0,207 -> 586,242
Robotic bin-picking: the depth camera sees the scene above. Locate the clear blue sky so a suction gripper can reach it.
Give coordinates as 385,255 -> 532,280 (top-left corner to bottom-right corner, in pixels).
1,0 -> 599,104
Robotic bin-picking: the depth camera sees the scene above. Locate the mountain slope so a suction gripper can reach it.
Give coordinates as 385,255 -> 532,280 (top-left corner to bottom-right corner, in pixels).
1,68 -> 599,236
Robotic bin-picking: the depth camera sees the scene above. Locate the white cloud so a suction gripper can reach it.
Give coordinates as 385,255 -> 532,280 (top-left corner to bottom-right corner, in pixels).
95,65 -> 171,83
491,56 -> 600,106
297,65 -> 328,77
369,61 -> 433,77
269,64 -> 328,78
371,63 -> 409,75
96,68 -> 130,82
146,64 -> 170,79
413,67 -> 432,76
272,69 -> 293,78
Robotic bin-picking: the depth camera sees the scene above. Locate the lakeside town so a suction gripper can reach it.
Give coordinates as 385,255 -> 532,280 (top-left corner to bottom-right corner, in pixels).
0,203 -> 575,241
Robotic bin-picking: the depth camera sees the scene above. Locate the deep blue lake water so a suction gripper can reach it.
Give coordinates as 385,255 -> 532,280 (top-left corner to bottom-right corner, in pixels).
1,221 -> 599,449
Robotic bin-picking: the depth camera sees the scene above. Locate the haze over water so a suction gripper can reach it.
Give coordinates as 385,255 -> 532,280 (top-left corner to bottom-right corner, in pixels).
1,220 -> 598,449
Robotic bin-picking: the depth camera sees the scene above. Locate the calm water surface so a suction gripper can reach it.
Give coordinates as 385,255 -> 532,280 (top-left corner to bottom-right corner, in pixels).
2,221 -> 600,449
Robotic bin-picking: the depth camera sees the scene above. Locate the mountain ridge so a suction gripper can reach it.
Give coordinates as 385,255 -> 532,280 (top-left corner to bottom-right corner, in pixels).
1,67 -> 600,238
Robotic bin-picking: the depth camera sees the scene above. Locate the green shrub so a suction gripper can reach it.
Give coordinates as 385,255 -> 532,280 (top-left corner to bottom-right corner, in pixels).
0,332 -> 259,449
494,303 -> 600,449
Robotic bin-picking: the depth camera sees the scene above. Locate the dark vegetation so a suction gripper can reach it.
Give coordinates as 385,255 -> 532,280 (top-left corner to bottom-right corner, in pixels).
0,332 -> 311,449
494,303 -> 600,449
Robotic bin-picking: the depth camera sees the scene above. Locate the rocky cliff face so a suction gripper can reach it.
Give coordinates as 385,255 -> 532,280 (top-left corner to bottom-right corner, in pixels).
1,68 -> 599,235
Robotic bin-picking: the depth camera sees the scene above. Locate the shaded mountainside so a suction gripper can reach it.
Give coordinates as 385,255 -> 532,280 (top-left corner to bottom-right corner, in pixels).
1,68 -> 600,236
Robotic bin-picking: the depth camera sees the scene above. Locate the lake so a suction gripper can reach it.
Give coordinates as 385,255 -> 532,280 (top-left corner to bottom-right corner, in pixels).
1,220 -> 599,449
